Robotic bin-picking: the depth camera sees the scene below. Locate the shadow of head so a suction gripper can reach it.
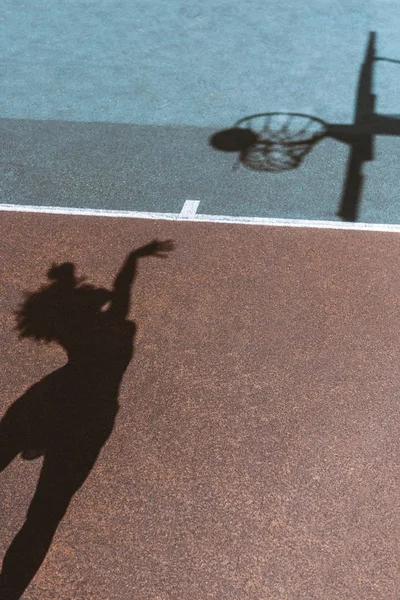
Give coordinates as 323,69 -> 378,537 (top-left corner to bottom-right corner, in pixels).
14,262 -> 113,343
209,127 -> 258,152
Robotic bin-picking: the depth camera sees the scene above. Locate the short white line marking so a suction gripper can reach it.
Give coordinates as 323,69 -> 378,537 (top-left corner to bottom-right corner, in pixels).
180,200 -> 200,217
0,203 -> 399,232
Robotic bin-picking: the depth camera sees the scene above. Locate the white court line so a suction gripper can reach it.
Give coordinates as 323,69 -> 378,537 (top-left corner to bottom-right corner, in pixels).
0,202 -> 399,232
180,200 -> 200,217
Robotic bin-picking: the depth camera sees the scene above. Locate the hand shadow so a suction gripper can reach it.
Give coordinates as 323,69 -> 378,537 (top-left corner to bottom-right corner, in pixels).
0,240 -> 174,600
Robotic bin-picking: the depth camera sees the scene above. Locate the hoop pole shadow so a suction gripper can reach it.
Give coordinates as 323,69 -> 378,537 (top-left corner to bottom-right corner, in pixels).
328,32 -> 400,221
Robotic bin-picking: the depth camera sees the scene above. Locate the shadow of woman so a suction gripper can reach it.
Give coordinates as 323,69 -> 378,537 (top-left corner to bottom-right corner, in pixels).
0,239 -> 174,600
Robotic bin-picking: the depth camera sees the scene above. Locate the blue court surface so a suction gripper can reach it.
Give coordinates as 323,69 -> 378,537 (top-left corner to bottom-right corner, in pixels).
1,0 -> 400,225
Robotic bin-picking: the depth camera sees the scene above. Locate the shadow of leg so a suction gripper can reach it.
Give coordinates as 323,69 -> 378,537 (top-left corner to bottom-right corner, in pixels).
0,449 -> 101,599
0,519 -> 58,600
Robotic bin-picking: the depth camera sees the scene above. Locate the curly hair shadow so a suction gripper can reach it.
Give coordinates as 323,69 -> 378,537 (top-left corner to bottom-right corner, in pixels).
14,262 -> 108,343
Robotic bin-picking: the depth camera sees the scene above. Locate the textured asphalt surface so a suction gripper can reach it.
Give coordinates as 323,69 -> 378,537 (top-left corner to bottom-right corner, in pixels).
2,117 -> 400,224
0,212 -> 399,599
0,0 -> 376,127
1,2 -> 399,598
2,1 -> 400,223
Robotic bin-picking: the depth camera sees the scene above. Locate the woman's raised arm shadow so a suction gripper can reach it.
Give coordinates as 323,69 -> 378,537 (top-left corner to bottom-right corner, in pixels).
0,239 -> 174,600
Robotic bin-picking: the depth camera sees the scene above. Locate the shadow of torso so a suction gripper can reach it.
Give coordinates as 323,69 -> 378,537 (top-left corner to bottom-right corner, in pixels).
0,315 -> 137,599
11,316 -> 136,459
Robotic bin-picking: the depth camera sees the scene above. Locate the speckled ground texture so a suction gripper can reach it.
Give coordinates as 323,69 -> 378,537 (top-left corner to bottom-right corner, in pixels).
0,213 -> 399,600
3,117 -> 400,224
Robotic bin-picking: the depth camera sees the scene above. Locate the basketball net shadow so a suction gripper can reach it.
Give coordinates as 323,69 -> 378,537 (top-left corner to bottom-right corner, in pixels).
210,32 -> 400,222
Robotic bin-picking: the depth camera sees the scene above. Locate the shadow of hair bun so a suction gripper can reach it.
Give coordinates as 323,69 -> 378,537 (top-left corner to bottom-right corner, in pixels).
47,263 -> 76,285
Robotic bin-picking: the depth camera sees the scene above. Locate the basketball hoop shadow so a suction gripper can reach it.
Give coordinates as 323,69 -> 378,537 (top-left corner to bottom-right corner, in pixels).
210,32 -> 400,222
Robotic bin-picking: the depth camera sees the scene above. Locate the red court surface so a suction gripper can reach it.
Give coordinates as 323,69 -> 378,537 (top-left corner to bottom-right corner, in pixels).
0,211 -> 399,600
